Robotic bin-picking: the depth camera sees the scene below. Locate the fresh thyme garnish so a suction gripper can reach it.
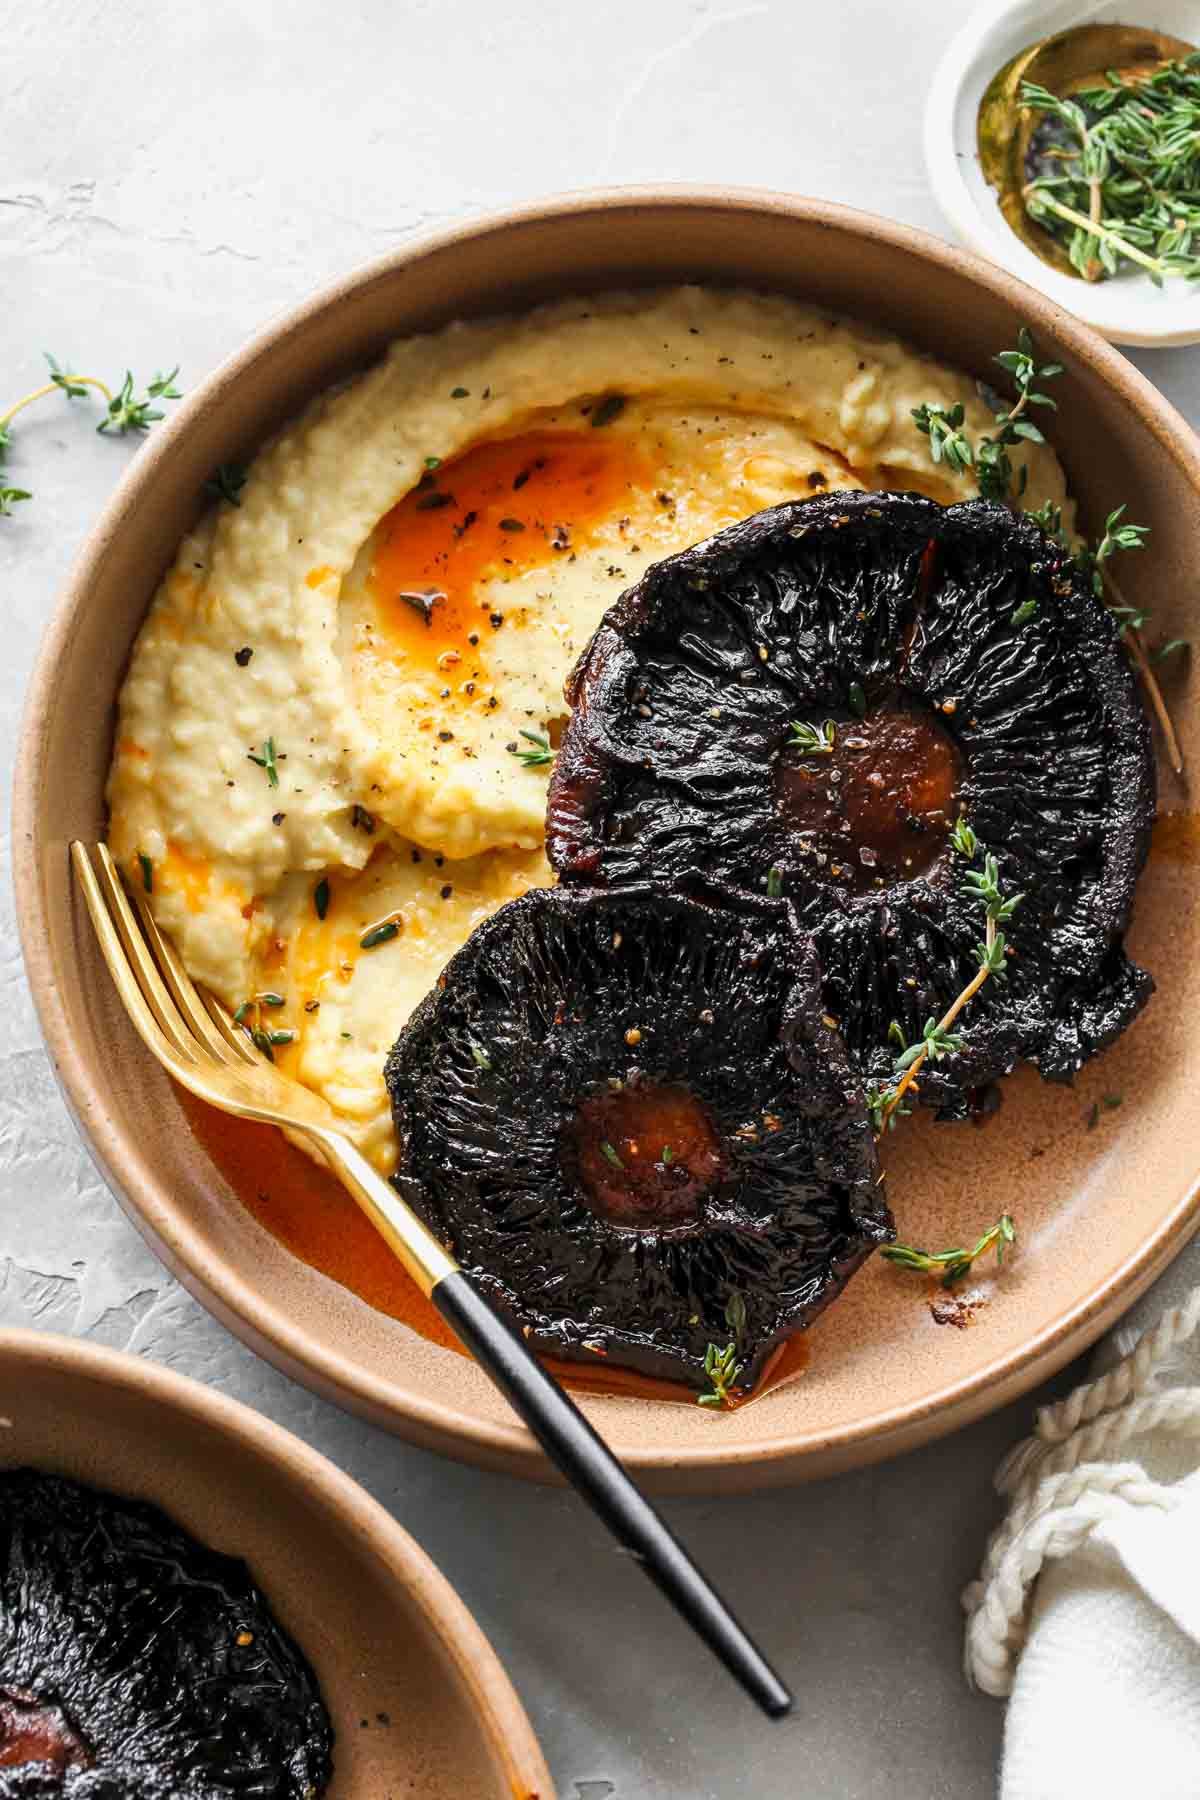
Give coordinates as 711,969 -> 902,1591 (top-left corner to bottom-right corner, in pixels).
789,719 -> 836,754
1087,1090 -> 1124,1130
912,328 -> 1182,771
912,401 -> 974,475
661,1145 -> 675,1164
949,817 -> 977,858
848,681 -> 867,717
313,877 -> 330,920
1019,57 -> 1200,286
724,1291 -> 747,1343
868,828 -> 1023,1132
360,918 -> 401,950
205,462 -> 247,507
98,367 -> 181,435
247,737 -> 279,788
233,992 -> 293,1059
137,852 -> 154,893
44,353 -> 92,400
766,866 -> 783,900
470,1041 -> 492,1071
698,1341 -> 743,1409
0,354 -> 182,516
881,1213 -> 1017,1288
1011,598 -> 1038,626
600,1140 -> 624,1170
508,728 -> 555,768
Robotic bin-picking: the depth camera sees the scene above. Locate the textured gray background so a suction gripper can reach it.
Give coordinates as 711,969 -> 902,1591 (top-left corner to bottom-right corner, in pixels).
4,3 -> 1199,1795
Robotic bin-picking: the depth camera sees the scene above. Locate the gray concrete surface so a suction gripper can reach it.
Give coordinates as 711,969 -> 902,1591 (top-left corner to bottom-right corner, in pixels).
4,4 -> 1199,1795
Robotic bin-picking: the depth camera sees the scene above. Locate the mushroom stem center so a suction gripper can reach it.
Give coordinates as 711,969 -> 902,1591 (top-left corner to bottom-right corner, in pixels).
776,702 -> 963,891
0,1687 -> 92,1773
570,1081 -> 723,1229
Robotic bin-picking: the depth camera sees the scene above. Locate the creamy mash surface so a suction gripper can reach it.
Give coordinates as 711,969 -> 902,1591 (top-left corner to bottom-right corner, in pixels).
107,287 -> 1074,1167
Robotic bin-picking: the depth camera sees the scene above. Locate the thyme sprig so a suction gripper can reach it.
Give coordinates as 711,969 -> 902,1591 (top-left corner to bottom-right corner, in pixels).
912,329 -> 1182,771
233,991 -> 294,1060
1019,56 -> 1200,286
247,737 -> 279,787
508,728 -> 555,768
98,367 -> 181,435
912,401 -> 973,475
882,1213 -> 1017,1288
205,462 -> 247,507
698,1341 -> 743,1410
912,332 -> 1061,504
868,827 -> 1023,1132
0,354 -> 183,515
789,718 -> 836,754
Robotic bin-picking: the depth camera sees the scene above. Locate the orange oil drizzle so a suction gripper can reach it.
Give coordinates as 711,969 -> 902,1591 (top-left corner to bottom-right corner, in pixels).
177,1088 -> 462,1353
366,429 -> 652,687
1152,811 -> 1200,861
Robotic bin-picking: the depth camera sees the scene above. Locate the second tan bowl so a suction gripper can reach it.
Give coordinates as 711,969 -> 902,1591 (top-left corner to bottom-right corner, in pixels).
0,1329 -> 551,1797
15,187 -> 1200,1489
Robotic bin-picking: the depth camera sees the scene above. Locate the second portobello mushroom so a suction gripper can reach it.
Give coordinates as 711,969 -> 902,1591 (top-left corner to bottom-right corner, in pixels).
385,884 -> 889,1391
546,490 -> 1155,1115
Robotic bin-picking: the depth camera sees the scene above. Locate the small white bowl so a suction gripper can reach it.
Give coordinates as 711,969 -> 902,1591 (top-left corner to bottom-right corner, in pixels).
925,0 -> 1200,346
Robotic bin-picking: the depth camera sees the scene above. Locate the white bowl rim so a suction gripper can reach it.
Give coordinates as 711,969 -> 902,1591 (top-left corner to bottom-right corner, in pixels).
924,0 -> 1200,347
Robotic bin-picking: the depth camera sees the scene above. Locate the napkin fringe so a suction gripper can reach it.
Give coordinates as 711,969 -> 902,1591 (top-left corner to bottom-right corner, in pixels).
962,1284 -> 1200,1697
995,1284 -> 1200,1495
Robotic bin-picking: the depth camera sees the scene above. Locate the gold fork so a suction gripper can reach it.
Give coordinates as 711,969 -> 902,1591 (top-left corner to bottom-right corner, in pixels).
71,840 -> 791,1719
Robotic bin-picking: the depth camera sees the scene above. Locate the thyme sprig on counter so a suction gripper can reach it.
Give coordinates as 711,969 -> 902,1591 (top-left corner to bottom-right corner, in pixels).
912,329 -> 1183,772
1019,56 -> 1200,286
867,825 -> 1023,1133
698,1340 -> 743,1410
0,355 -> 182,514
882,1213 -> 1017,1288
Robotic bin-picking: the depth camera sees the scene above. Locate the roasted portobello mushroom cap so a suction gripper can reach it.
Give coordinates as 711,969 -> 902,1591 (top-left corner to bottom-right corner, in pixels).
385,883 -> 891,1392
546,491 -> 1155,1114
0,1469 -> 332,1800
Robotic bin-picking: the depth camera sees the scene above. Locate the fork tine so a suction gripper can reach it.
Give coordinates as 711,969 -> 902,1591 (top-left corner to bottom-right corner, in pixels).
71,844 -> 199,1069
201,991 -> 260,1063
88,845 -> 201,1064
130,886 -> 254,1066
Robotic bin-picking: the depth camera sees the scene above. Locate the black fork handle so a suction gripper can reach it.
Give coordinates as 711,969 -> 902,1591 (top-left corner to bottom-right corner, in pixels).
431,1269 -> 792,1721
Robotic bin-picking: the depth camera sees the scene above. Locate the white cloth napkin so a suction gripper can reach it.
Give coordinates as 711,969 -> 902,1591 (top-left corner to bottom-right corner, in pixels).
962,1252 -> 1200,1800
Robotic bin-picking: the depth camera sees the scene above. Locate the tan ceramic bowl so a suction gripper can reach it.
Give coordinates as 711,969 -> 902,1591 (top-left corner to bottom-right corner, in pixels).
0,1329 -> 551,1798
15,189 -> 1200,1491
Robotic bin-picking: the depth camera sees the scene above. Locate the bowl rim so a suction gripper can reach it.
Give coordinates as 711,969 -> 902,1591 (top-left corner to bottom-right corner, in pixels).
0,1325 -> 552,1797
14,182 -> 1200,1483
